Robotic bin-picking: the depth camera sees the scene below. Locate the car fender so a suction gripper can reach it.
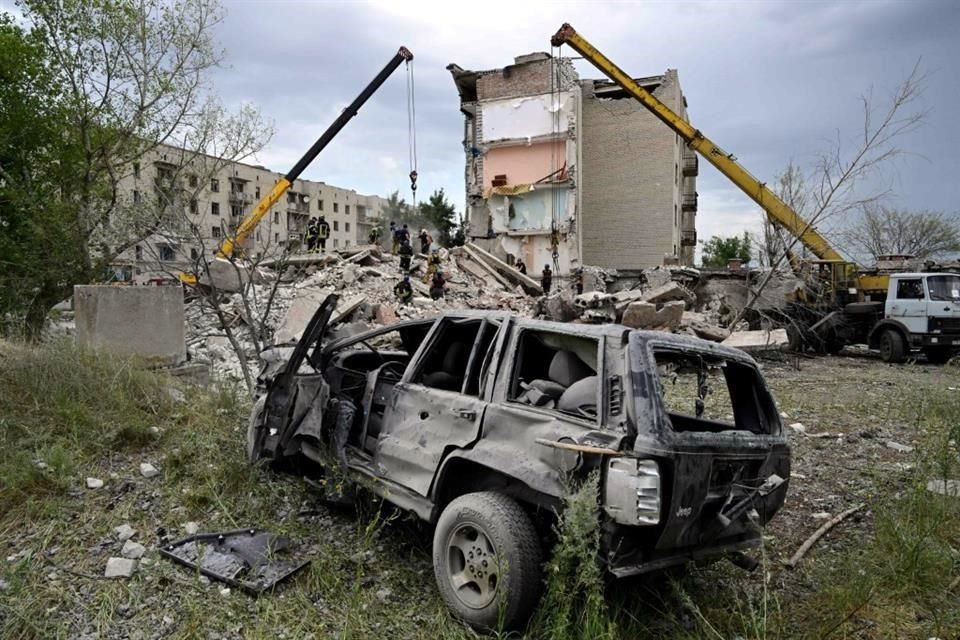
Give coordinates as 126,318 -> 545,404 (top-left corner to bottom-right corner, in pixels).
868,318 -> 910,347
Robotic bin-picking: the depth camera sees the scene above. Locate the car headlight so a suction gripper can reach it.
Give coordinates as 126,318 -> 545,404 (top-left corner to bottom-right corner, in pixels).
604,458 -> 660,525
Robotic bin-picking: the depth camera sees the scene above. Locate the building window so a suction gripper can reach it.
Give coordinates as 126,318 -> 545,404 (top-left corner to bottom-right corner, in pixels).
345,222 -> 350,232
674,204 -> 678,227
319,200 -> 324,211
333,239 -> 339,248
274,232 -> 279,243
333,221 -> 339,231
333,202 -> 338,213
211,202 -> 220,216
189,174 -> 198,188
273,212 -> 279,224
345,205 -> 350,215
212,226 -> 221,239
159,245 -> 176,262
210,178 -> 219,192
287,192 -> 296,203
133,190 -> 141,203
190,199 -> 198,214
255,186 -> 261,199
231,205 -> 242,217
675,163 -> 678,185
345,239 -> 350,248
135,245 -> 143,261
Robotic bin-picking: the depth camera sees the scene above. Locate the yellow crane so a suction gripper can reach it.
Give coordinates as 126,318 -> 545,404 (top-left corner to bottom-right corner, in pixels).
549,24 -> 890,302
181,46 -> 414,285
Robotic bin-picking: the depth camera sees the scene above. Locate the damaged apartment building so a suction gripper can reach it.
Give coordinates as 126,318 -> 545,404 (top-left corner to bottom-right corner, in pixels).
448,53 -> 698,276
109,146 -> 388,282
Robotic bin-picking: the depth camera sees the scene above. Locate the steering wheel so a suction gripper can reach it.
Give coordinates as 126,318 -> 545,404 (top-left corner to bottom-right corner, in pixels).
379,360 -> 406,382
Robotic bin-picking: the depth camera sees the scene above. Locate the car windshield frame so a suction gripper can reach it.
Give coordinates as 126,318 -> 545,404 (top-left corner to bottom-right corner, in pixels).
927,275 -> 960,301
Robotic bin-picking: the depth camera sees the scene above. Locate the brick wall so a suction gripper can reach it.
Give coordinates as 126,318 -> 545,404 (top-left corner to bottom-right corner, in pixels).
477,58 -> 577,102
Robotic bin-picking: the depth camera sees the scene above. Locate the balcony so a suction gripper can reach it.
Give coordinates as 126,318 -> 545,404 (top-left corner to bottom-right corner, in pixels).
287,202 -> 310,214
229,191 -> 254,205
682,152 -> 698,177
681,228 -> 697,247
681,193 -> 698,212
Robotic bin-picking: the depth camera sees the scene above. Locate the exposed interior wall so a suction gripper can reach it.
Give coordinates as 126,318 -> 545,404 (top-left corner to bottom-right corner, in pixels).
483,141 -> 566,188
480,92 -> 575,143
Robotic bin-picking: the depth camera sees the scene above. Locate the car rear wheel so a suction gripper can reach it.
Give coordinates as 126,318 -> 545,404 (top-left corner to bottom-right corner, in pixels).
879,329 -> 907,363
433,492 -> 543,632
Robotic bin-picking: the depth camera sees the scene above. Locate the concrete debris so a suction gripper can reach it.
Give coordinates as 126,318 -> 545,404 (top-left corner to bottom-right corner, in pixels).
538,292 -> 580,323
885,441 -> 914,454
926,479 -> 960,497
104,557 -> 138,578
465,243 -> 543,295
722,328 -> 789,353
121,540 -> 146,559
788,423 -> 807,434
114,524 -> 136,542
621,301 -> 657,329
139,462 -> 160,478
183,522 -> 200,535
639,281 -> 697,307
85,477 -> 104,490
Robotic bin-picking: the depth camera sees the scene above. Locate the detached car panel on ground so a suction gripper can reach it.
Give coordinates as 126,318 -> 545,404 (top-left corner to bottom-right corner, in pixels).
247,295 -> 791,630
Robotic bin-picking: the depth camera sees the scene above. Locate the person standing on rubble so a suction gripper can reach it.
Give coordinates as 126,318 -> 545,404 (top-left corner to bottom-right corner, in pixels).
419,228 -> 432,255
430,269 -> 446,300
516,259 -> 527,275
400,224 -> 411,248
541,264 -> 553,295
424,250 -> 442,283
306,217 -> 319,253
317,216 -> 330,253
394,274 -> 414,305
368,225 -> 381,247
389,221 -> 398,254
398,239 -> 414,272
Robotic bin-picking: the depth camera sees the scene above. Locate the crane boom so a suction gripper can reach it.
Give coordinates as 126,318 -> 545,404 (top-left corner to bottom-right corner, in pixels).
550,24 -> 846,265
216,46 -> 414,258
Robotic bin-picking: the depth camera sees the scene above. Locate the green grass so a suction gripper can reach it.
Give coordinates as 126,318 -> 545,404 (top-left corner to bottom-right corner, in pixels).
0,343 -> 957,639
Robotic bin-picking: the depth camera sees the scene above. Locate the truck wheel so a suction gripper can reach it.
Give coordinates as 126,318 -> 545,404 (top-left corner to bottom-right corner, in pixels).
879,329 -> 907,364
246,396 -> 267,464
923,348 -> 952,364
433,492 -> 543,632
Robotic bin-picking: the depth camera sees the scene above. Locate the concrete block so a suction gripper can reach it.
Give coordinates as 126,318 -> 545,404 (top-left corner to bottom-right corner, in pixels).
74,285 -> 185,365
121,540 -> 146,559
274,287 -> 331,344
621,301 -> 657,329
721,328 -> 789,353
653,300 -> 685,331
374,304 -> 398,326
104,557 -> 137,578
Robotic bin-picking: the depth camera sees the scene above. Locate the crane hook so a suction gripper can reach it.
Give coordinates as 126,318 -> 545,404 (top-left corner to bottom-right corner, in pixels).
409,170 -> 418,194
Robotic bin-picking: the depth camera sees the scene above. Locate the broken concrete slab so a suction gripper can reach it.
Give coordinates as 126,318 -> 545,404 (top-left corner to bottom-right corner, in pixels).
341,266 -> 358,285
621,301 -> 657,329
345,249 -> 377,266
722,328 -> 789,353
139,462 -> 160,478
113,524 -> 136,542
456,256 -> 504,291
653,300 -> 685,331
330,295 -> 366,326
274,287 -> 332,344
640,281 -> 696,306
926,479 -> 960,497
261,253 -> 340,270
121,540 -> 146,559
465,243 -> 543,295
374,304 -> 398,326
539,293 -> 579,322
74,285 -> 186,366
104,557 -> 138,578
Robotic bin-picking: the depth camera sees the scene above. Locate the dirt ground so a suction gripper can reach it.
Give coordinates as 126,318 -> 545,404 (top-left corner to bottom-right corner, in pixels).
1,349 -> 957,639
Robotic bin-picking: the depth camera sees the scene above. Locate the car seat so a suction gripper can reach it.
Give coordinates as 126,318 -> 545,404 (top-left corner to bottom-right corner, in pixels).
421,341 -> 469,391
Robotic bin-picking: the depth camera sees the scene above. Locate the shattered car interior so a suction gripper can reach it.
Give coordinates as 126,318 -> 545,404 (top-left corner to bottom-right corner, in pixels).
247,295 -> 791,631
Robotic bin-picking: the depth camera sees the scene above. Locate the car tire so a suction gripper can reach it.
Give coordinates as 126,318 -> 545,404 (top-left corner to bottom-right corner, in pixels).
879,329 -> 907,363
923,347 -> 953,364
433,492 -> 543,632
246,395 -> 267,464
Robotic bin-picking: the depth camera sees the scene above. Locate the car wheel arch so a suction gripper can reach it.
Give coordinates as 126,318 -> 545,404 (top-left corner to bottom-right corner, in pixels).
868,319 -> 910,349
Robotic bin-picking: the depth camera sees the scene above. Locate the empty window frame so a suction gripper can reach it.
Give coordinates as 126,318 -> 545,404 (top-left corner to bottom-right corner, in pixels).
411,318 -> 500,396
508,330 -> 600,422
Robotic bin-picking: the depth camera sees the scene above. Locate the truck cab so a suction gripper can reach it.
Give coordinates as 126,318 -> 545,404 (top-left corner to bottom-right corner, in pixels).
871,272 -> 960,363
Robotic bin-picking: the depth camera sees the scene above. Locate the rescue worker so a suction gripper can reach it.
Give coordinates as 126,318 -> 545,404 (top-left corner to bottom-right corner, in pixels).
430,270 -> 446,300
394,274 -> 414,305
306,217 -> 319,253
419,228 -> 432,255
398,239 -> 414,272
541,264 -> 553,295
424,250 -> 442,283
389,221 -> 399,254
368,225 -> 382,246
516,259 -> 527,275
399,224 -> 411,247
317,216 -> 330,253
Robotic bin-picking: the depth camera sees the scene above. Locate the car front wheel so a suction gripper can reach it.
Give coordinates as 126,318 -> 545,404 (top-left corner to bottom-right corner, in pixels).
433,492 -> 543,632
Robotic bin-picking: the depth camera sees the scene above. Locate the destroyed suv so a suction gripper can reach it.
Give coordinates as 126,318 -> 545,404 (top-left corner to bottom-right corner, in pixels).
247,295 -> 791,630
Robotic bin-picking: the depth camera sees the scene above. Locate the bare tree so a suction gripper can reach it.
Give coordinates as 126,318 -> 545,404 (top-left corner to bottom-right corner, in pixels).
733,61 -> 928,325
839,205 -> 960,262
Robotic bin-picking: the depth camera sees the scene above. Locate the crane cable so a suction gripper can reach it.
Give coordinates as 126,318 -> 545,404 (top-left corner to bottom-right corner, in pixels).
405,58 -> 419,206
549,47 -> 562,277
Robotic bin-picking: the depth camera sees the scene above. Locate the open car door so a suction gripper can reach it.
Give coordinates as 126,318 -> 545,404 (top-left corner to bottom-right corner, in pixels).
249,294 -> 339,464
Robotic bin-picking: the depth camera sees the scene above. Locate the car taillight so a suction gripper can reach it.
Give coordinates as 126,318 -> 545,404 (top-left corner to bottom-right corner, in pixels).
604,458 -> 660,525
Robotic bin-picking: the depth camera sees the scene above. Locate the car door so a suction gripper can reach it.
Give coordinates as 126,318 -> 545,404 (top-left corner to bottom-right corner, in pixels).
374,316 -> 507,496
887,277 -> 927,334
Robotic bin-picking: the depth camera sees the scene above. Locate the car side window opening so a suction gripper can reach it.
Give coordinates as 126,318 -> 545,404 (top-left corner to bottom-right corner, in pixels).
896,278 -> 924,300
509,330 -> 600,421
654,350 -> 775,434
413,319 -> 485,393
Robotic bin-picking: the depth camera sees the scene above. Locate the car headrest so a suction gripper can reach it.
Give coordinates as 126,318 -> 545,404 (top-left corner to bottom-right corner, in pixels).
548,350 -> 594,387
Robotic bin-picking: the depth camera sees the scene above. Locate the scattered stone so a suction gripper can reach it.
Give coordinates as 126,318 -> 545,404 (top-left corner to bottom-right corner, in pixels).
373,303 -> 398,326
162,616 -> 174,627
219,587 -> 231,597
183,522 -> 200,535
35,461 -> 48,470
121,540 -> 146,559
788,423 -> 806,434
926,479 -> 960,497
621,301 -> 657,329
375,588 -> 392,603
341,266 -> 358,286
104,557 -> 137,578
85,477 -> 104,490
722,328 -> 789,353
114,524 -> 136,542
652,300 -> 685,331
885,441 -> 914,454
139,462 -> 160,478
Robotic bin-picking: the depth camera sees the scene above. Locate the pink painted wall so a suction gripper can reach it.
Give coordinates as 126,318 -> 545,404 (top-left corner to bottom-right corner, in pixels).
484,141 -> 566,187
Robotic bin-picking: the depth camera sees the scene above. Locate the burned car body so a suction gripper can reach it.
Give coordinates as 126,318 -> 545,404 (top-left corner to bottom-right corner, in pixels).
248,295 -> 791,630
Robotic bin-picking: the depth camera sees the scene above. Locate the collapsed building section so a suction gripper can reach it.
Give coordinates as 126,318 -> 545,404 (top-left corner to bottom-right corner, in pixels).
448,54 -> 697,277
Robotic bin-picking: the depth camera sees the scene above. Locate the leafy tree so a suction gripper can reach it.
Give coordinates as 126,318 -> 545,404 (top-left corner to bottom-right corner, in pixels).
701,233 -> 752,268
417,188 -> 457,246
